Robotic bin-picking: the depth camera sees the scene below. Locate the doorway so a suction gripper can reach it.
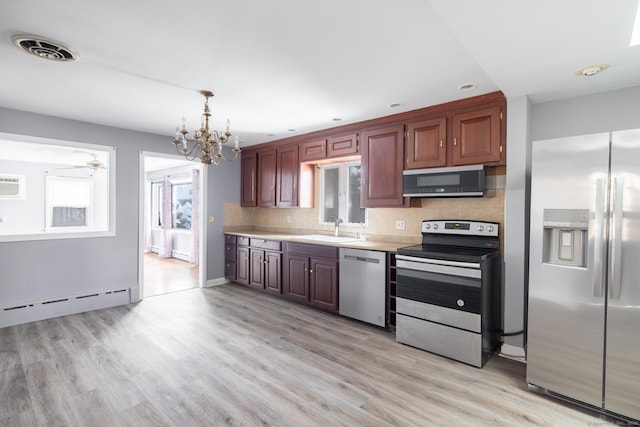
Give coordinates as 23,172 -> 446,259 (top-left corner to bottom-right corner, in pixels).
137,153 -> 206,300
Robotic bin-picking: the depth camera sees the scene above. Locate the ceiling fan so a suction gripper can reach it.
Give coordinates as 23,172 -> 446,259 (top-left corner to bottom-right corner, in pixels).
53,153 -> 107,171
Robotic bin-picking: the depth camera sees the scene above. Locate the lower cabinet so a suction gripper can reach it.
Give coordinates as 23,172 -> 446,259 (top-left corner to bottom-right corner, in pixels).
225,235 -> 339,314
283,242 -> 339,313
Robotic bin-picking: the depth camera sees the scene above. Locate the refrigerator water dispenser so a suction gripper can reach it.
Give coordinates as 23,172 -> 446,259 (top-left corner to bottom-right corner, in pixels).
542,209 -> 589,267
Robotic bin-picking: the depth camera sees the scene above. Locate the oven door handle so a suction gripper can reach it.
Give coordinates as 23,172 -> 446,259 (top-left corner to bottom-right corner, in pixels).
396,254 -> 481,269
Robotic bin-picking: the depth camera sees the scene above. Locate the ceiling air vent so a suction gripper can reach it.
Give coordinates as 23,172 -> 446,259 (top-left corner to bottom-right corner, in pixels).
11,34 -> 78,62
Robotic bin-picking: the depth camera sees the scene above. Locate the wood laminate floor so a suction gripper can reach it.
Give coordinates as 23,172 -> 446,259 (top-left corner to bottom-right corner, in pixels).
143,253 -> 198,298
0,284 -> 618,426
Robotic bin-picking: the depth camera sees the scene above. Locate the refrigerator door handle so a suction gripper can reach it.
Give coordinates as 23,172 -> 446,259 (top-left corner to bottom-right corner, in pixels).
593,178 -> 606,298
609,177 -> 623,300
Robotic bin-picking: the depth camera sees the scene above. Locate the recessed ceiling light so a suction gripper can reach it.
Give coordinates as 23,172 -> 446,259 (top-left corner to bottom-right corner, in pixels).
266,133 -> 275,137
458,83 -> 476,91
576,64 -> 609,77
332,118 -> 342,122
288,129 -> 296,132
388,103 -> 403,108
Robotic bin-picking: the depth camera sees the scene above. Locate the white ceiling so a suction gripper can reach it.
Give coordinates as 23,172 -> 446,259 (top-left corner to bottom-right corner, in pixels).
1,0 -> 639,147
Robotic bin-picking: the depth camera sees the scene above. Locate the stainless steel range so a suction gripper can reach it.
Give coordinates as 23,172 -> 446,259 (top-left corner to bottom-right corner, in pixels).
395,220 -> 501,368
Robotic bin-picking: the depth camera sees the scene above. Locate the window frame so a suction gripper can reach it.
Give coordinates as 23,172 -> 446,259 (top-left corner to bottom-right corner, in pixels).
0,132 -> 116,243
318,160 -> 367,226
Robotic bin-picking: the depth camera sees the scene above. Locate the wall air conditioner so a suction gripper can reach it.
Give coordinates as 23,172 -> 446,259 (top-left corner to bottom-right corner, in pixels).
0,175 -> 25,199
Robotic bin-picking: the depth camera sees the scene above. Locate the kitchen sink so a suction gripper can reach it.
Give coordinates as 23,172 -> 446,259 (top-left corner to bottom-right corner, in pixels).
294,234 -> 359,243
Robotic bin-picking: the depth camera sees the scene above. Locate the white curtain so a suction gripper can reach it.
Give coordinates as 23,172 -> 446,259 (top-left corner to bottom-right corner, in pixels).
159,176 -> 173,258
190,169 -> 200,265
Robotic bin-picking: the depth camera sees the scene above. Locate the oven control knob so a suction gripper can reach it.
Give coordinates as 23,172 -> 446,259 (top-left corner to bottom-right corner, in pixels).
487,226 -> 494,232
457,299 -> 465,307
424,224 -> 431,229
433,224 -> 438,230
478,226 -> 484,232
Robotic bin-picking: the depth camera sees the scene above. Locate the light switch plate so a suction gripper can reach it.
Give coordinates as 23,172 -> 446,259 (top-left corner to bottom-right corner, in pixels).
208,215 -> 215,223
395,219 -> 405,230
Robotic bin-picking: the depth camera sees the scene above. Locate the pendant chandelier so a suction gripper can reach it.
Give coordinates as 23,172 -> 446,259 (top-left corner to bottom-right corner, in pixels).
172,90 -> 241,165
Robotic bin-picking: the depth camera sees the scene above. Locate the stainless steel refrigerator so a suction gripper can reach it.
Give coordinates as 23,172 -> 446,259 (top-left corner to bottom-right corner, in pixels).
527,129 -> 640,422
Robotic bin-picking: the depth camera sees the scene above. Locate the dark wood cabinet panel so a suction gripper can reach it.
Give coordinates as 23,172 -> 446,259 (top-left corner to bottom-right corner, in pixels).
327,133 -> 358,158
284,254 -> 310,303
257,148 -> 277,207
225,261 -> 237,281
236,246 -> 250,285
452,106 -> 503,166
406,117 -> 447,169
309,258 -> 338,312
240,150 -> 257,207
264,251 -> 282,295
249,248 -> 265,289
361,125 -> 406,208
276,143 -> 299,207
300,138 -> 327,161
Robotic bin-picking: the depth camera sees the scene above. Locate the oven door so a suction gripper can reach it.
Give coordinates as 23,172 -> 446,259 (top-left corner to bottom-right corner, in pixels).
396,254 -> 482,317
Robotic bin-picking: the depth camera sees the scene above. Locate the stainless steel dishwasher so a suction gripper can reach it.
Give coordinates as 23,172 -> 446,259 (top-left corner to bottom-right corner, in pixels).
339,248 -> 386,327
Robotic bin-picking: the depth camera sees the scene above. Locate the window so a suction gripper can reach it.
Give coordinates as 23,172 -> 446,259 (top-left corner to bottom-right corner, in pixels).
46,176 -> 91,228
0,132 -> 115,241
320,161 -> 366,225
172,182 -> 192,230
150,179 -> 193,230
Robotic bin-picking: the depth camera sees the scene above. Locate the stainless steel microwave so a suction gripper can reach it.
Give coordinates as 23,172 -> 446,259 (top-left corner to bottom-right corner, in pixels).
402,165 -> 485,197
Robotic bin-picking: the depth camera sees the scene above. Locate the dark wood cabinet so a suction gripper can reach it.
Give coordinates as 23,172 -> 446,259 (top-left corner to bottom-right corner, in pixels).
360,125 -> 406,208
284,254 -> 309,303
236,245 -> 250,285
240,150 -> 257,207
300,138 -> 327,162
283,242 -> 339,313
309,258 -> 338,312
327,133 -> 358,158
406,117 -> 447,169
248,238 -> 282,294
224,234 -> 237,281
276,143 -> 298,207
257,148 -> 277,207
452,105 -> 503,166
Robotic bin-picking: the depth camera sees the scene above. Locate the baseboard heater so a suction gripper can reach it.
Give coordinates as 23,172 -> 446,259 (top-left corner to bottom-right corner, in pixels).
1,288 -> 130,328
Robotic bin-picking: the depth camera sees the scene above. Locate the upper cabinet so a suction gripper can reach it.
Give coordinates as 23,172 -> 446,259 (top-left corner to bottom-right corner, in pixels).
239,92 -> 506,208
405,103 -> 505,170
406,116 -> 447,169
276,143 -> 299,207
240,150 -> 257,207
361,125 -> 406,208
327,133 -> 358,158
300,138 -> 327,162
452,105 -> 503,166
257,148 -> 277,207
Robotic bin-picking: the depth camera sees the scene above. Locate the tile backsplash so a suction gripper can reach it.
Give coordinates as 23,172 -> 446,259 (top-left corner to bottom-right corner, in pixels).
224,172 -> 505,246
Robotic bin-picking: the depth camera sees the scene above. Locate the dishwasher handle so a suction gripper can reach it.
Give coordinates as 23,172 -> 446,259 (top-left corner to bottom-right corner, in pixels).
343,255 -> 380,264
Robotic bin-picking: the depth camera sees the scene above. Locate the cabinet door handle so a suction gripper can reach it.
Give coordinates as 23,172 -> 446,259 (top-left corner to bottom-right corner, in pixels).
440,139 -> 443,148
453,137 -> 457,146
304,267 -> 308,273
309,269 -> 314,273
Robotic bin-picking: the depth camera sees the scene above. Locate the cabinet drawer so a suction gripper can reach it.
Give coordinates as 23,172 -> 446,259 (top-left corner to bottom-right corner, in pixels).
225,234 -> 237,244
225,261 -> 237,281
250,238 -> 281,251
285,242 -> 338,259
225,244 -> 237,262
300,139 -> 327,161
237,236 -> 250,246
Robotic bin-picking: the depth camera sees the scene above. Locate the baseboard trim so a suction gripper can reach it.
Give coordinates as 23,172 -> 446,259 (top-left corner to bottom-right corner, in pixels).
205,277 -> 229,287
0,287 -> 131,328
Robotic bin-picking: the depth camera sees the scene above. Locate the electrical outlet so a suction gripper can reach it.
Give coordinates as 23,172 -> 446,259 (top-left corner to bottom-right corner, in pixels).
208,215 -> 215,223
395,219 -> 405,230
286,215 -> 292,224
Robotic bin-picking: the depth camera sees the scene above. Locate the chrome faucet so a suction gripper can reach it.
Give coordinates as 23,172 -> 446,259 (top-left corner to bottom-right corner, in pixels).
328,216 -> 343,237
